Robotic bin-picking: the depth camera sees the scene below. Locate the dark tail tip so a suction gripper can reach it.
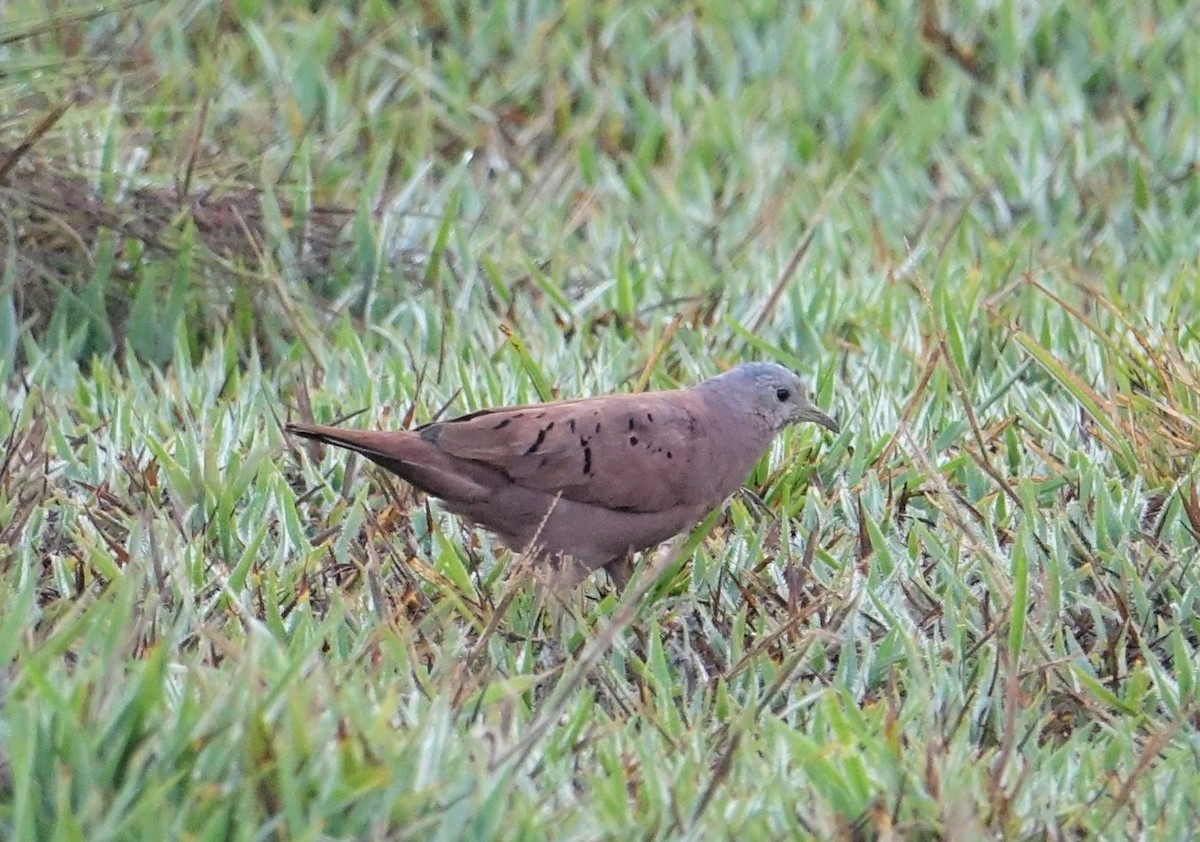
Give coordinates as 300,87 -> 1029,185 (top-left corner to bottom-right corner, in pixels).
284,422 -> 320,440
284,422 -> 344,447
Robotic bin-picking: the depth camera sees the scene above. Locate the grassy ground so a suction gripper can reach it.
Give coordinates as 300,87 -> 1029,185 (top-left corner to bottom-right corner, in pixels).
2,0 -> 1199,838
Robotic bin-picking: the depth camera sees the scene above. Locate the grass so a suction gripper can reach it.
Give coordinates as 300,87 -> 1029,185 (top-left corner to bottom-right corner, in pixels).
2,0 -> 1199,838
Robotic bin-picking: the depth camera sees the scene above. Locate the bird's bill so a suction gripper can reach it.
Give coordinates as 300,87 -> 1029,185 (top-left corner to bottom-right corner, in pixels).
800,407 -> 840,434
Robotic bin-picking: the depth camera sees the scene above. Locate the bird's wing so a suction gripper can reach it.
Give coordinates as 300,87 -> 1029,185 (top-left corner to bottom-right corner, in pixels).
420,390 -> 726,513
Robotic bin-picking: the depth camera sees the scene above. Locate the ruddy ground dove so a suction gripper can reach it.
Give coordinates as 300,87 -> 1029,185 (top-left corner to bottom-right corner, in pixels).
286,362 -> 838,590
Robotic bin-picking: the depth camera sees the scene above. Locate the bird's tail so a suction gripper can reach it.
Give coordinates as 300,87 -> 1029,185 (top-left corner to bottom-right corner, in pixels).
284,421 -> 422,469
284,421 -> 491,502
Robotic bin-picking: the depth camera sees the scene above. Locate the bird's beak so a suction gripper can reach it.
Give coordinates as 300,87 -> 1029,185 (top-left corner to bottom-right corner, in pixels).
800,406 -> 840,434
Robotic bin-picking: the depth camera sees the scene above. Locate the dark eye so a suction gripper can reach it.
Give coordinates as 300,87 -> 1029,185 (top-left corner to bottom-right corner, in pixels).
775,387 -> 791,402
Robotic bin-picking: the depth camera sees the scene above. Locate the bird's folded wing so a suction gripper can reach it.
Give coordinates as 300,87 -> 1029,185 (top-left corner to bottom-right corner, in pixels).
423,391 -> 713,513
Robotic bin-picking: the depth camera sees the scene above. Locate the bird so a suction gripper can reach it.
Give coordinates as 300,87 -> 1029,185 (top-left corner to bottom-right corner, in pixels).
285,362 -> 838,591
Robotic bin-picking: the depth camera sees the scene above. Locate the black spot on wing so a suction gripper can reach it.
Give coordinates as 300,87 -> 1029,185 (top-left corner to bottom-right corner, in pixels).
419,424 -> 442,443
492,418 -> 511,430
524,427 -> 549,455
522,423 -> 555,455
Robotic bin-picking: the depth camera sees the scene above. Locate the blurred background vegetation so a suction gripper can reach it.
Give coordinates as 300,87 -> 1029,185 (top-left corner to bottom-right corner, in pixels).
1,0 -> 1198,838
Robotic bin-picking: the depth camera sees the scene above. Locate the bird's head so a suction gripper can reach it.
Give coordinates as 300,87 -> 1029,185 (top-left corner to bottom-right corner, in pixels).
707,361 -> 839,434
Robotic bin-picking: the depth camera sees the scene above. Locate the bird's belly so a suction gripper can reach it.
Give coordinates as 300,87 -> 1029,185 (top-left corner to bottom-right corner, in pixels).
447,491 -> 711,573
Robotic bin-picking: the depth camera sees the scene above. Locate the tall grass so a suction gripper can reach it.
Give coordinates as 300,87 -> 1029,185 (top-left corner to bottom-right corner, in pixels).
1,0 -> 1198,837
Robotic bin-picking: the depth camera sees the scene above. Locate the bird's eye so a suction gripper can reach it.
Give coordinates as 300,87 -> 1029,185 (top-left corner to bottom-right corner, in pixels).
775,387 -> 791,402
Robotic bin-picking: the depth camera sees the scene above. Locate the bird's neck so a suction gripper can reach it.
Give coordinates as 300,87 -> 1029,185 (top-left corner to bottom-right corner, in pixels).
694,384 -> 776,471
